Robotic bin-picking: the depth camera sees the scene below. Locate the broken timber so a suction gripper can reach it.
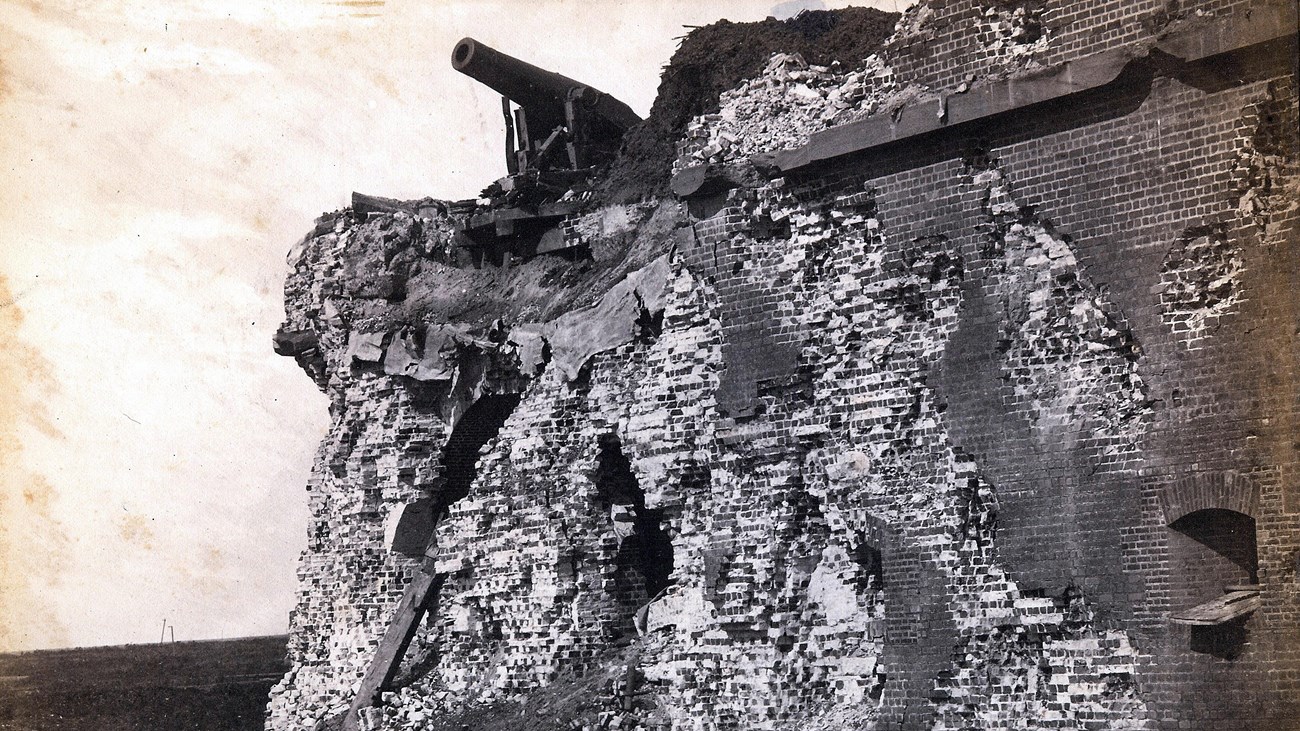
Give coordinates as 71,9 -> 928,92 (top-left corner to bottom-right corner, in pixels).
341,548 -> 445,731
453,199 -> 585,265
1170,587 -> 1262,626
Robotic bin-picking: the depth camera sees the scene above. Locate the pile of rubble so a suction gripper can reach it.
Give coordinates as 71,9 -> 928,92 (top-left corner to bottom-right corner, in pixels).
598,7 -> 898,201
674,52 -> 901,170
976,2 -> 1049,66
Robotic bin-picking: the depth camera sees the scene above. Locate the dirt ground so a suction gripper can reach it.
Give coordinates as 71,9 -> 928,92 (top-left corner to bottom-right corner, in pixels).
0,636 -> 288,731
413,642 -> 648,731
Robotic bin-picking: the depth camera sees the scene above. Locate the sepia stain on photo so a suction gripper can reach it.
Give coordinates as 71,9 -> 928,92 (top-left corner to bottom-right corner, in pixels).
0,1 -> 1296,730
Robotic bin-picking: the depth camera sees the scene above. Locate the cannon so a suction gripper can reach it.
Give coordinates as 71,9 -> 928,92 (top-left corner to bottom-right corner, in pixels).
451,37 -> 642,174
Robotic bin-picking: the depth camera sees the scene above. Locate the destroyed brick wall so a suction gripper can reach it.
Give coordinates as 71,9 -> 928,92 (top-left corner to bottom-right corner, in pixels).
600,8 -> 897,201
884,0 -> 1284,91
269,2 -> 1299,730
1157,224 -> 1244,344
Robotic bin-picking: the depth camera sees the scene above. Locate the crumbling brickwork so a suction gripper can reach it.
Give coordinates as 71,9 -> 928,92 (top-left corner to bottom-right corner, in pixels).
269,2 -> 1299,730
1158,224 -> 1244,343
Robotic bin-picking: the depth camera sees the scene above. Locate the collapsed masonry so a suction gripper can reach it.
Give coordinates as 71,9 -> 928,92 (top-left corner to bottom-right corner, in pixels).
267,3 -> 1300,730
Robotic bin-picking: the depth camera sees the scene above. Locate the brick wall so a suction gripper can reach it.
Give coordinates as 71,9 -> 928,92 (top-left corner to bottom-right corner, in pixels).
886,0 -> 1278,93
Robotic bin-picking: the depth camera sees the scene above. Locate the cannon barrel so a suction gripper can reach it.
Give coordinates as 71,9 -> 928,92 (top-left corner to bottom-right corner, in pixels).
451,37 -> 641,130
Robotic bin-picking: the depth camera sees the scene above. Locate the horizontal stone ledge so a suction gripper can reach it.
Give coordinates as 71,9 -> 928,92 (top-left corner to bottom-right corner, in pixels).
667,7 -> 1297,188
781,45 -> 1135,170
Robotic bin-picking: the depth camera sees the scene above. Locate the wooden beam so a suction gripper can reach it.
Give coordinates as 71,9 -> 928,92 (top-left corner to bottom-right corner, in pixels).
1170,589 -> 1261,626
341,562 -> 444,731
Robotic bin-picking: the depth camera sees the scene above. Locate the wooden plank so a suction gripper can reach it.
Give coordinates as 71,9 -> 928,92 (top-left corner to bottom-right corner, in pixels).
1170,590 -> 1261,626
341,567 -> 444,731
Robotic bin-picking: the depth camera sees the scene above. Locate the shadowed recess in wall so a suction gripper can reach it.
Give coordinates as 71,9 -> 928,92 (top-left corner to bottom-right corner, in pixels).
594,434 -> 674,629
1169,508 -> 1260,659
1171,508 -> 1259,588
438,394 -> 523,508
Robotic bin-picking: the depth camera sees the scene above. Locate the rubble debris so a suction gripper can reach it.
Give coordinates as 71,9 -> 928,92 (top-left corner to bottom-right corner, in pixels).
598,7 -> 897,202
975,0 -> 1048,66
346,331 -> 387,363
675,52 -> 901,171
275,328 -> 319,357
1158,224 -> 1244,343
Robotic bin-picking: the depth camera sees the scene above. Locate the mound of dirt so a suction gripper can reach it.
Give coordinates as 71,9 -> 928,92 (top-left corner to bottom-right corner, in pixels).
596,7 -> 899,203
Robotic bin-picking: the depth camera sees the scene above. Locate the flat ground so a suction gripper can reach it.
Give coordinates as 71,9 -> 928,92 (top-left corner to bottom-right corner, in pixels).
0,635 -> 288,731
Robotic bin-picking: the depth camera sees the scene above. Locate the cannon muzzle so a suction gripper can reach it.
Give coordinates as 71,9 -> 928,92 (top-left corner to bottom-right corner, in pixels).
452,38 -> 641,130
452,37 -> 641,173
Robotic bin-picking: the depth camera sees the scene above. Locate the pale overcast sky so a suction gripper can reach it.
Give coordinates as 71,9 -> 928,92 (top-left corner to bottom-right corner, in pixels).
0,0 -> 903,651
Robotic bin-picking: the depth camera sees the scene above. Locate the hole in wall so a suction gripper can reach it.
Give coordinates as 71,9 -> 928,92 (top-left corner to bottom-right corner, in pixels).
635,307 -> 664,343
1169,508 -> 1259,657
1171,508 -> 1258,590
437,393 -> 523,509
752,214 -> 792,241
849,534 -> 884,593
595,434 -> 675,630
1190,617 -> 1249,659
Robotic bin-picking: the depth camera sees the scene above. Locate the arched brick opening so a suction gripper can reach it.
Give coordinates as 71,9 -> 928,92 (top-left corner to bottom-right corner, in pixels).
1170,508 -> 1258,599
1158,471 -> 1259,526
1168,506 -> 1260,658
1159,472 -> 1261,623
